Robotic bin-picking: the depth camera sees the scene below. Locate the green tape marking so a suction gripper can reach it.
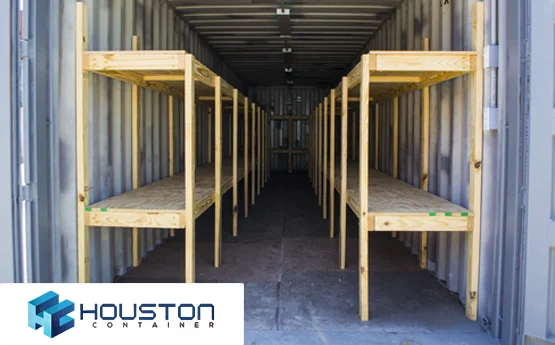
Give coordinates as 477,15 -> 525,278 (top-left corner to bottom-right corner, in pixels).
445,212 -> 453,216
100,208 -> 108,212
461,212 -> 469,217
428,212 -> 437,216
85,207 -> 92,212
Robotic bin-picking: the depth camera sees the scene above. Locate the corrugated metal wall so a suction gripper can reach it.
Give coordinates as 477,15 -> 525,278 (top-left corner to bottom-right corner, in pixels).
341,0 -> 500,327
38,0 -> 243,283
249,86 -> 328,171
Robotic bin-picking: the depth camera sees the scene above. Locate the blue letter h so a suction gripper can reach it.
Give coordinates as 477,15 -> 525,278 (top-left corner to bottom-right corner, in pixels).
28,291 -> 75,338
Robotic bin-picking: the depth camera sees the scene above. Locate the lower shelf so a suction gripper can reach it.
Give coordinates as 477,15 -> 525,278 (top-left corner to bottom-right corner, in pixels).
85,157 -> 249,229
331,161 -> 473,231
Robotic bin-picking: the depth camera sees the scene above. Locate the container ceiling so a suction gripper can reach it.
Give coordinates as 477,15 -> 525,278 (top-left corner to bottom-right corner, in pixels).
168,0 -> 401,87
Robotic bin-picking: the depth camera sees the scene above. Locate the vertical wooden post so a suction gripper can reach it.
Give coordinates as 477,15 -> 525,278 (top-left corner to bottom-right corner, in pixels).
168,96 -> 175,238
318,103 -> 323,205
232,89 -> 239,237
131,35 -> 141,267
329,90 -> 336,238
262,110 -> 266,188
251,103 -> 256,205
352,111 -> 356,161
374,103 -> 379,170
229,111 -> 232,157
208,107 -> 212,163
339,78 -> 349,269
323,97 -> 329,219
358,54 -> 371,321
76,2 -> 89,283
257,107 -> 261,195
184,54 -> 196,283
466,1 -> 484,321
288,118 -> 293,173
244,98 -> 249,217
392,97 -> 399,239
214,77 -> 222,267
420,38 -> 431,269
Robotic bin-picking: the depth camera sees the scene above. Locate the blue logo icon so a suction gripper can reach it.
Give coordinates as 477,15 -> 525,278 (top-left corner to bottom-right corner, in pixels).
28,291 -> 75,338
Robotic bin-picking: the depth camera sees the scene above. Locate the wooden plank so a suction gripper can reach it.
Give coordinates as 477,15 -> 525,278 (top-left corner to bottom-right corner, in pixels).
374,103 -> 379,170
131,37 -> 142,267
392,97 -> 399,239
251,103 -> 256,205
214,77 -> 223,268
347,61 -> 362,89
85,51 -> 186,71
232,89 -> 239,236
257,107 -> 261,195
199,96 -> 233,102
266,111 -> 270,181
351,111 -> 356,161
466,1 -> 484,321
339,78 -> 348,269
329,90 -> 336,239
86,211 -> 185,229
358,54 -> 371,321
420,38 -> 430,269
193,59 -> 216,87
373,215 -> 469,232
318,103 -> 323,205
244,98 -> 249,217
168,96 -> 175,238
76,1 -> 89,283
271,115 -> 308,121
184,54 -> 196,283
370,51 -> 475,72
323,97 -> 329,219
229,110 -> 232,156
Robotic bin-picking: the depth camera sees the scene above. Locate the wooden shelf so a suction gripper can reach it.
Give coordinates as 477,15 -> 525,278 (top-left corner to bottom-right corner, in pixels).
331,161 -> 472,232
84,50 -> 245,102
85,157 -> 250,229
335,51 -> 477,103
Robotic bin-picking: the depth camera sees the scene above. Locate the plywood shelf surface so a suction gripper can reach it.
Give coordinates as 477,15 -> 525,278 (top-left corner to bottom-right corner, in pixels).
335,51 -> 477,103
85,157 -> 249,229
332,161 -> 472,231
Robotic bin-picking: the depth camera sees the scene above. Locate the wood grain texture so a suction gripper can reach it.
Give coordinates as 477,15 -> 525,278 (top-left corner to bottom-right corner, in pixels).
86,158 -> 249,224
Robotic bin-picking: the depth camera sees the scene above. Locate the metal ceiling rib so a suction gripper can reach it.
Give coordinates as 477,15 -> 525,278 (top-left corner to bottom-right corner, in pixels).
167,0 -> 401,86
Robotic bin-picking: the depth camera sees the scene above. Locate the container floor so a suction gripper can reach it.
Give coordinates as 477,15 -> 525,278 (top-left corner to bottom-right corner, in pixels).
117,172 -> 496,345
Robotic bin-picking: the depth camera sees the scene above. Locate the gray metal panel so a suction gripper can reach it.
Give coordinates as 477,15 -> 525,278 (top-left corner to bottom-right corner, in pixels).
523,0 -> 555,344
0,0 -> 19,284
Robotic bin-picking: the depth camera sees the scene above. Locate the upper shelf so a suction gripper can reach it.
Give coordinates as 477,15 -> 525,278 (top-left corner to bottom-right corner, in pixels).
84,50 -> 245,103
335,51 -> 477,103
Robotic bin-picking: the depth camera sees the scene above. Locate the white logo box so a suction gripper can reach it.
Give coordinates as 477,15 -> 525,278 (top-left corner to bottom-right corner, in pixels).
0,283 -> 244,345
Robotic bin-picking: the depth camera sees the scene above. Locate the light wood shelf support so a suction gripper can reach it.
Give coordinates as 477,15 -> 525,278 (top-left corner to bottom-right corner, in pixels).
339,78 -> 348,270
76,1 -> 90,283
244,98 -> 249,217
232,89 -> 239,237
420,37 -> 430,269
329,90 -> 336,239
168,95 -> 175,238
184,54 -> 196,283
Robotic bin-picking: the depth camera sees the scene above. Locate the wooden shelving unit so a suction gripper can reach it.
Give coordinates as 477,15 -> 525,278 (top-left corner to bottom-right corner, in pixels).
76,2 -> 269,285
309,2 -> 484,323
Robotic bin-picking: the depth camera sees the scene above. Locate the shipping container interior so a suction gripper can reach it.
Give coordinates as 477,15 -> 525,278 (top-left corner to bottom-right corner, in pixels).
70,0 -> 499,343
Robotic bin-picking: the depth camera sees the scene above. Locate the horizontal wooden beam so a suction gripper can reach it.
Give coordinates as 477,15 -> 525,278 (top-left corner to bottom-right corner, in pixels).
85,210 -> 185,229
371,214 -> 471,232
